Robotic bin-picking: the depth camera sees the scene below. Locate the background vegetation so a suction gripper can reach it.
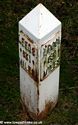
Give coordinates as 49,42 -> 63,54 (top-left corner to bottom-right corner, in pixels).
0,0 -> 78,124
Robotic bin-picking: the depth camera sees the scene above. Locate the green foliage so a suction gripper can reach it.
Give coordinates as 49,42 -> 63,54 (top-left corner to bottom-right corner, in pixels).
0,0 -> 78,124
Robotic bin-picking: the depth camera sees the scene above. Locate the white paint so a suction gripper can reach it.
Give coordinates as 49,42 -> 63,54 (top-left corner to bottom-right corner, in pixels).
19,3 -> 61,42
39,67 -> 60,112
20,66 -> 38,113
19,3 -> 61,116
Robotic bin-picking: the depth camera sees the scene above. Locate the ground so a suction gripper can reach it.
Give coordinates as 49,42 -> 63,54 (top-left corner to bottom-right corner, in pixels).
0,0 -> 78,125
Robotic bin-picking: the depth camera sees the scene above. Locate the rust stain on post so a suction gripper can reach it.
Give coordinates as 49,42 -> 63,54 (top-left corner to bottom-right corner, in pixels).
21,97 -> 57,120
37,101 -> 57,120
19,3 -> 61,120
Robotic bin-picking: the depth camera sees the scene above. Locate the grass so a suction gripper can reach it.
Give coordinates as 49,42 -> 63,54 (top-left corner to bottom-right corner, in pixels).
0,0 -> 78,124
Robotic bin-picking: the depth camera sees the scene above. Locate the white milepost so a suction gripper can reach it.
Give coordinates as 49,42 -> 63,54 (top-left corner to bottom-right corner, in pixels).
19,3 -> 61,119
